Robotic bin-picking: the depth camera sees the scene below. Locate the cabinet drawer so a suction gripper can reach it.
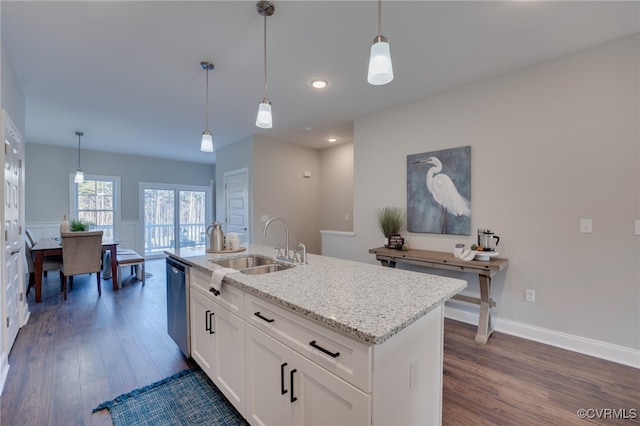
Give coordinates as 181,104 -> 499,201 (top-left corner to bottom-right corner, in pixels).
245,293 -> 372,393
191,268 -> 244,317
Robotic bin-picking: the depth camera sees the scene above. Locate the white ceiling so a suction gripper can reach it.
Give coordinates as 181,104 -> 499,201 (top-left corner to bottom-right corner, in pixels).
2,1 -> 638,165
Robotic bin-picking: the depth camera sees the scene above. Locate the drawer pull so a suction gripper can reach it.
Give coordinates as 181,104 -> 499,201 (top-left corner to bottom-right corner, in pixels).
254,312 -> 275,323
209,311 -> 215,334
205,310 -> 211,332
280,363 -> 288,395
210,288 -> 220,296
290,369 -> 298,403
309,340 -> 340,358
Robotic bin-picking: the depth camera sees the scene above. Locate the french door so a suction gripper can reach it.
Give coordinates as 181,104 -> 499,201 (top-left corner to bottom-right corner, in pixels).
140,183 -> 211,258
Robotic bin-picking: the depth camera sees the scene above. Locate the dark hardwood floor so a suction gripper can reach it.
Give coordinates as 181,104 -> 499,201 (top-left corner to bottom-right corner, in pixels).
1,258 -> 638,425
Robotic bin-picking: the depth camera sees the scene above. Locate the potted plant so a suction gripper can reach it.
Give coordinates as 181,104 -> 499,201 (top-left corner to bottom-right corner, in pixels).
70,218 -> 90,232
374,207 -> 405,248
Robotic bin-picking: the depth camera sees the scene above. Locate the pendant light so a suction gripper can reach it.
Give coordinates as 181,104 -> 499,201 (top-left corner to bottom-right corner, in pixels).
74,131 -> 84,184
200,60 -> 215,152
367,0 -> 394,86
256,1 -> 274,129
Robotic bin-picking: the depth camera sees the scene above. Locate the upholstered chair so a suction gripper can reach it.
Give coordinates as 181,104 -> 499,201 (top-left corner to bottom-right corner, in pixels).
60,231 -> 104,300
25,238 -> 63,297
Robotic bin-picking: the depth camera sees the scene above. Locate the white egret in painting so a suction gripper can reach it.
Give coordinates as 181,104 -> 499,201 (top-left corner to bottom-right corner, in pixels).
412,156 -> 470,233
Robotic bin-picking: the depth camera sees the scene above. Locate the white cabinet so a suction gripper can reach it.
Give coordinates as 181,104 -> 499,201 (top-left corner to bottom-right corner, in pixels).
245,323 -> 370,426
190,287 -> 216,375
189,267 -> 445,426
189,285 -> 246,416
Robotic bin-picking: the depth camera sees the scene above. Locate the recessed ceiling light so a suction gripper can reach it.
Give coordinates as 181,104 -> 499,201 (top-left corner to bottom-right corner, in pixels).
311,79 -> 328,89
328,137 -> 337,143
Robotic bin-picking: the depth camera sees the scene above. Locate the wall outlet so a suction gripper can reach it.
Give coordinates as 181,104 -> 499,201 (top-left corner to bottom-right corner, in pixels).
409,358 -> 419,389
344,214 -> 349,221
525,289 -> 536,303
579,219 -> 592,233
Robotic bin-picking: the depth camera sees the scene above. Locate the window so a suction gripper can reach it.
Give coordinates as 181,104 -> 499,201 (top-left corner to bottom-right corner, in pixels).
140,183 -> 211,257
70,174 -> 120,239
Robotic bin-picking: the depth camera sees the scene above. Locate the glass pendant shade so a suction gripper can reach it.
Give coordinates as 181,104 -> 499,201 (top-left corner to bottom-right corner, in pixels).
367,36 -> 393,85
201,130 -> 213,152
74,169 -> 84,184
256,99 -> 273,129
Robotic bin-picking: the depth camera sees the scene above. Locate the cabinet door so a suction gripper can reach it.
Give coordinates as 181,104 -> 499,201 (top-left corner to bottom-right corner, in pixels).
245,324 -> 296,426
210,302 -> 245,416
189,288 -> 215,376
290,349 -> 371,426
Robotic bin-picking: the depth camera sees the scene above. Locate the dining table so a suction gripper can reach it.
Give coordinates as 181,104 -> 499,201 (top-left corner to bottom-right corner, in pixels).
31,237 -> 119,303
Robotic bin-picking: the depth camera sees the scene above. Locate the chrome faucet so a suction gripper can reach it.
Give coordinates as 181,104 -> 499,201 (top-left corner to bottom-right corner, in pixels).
297,242 -> 307,265
263,217 -> 289,259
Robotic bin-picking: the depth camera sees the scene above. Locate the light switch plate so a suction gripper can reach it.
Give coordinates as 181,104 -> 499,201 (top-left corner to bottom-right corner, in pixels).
635,220 -> 640,236
580,219 -> 592,234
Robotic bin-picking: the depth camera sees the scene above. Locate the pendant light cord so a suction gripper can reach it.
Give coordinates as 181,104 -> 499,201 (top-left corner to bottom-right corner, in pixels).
77,133 -> 81,169
205,67 -> 210,131
263,14 -> 268,99
378,0 -> 382,36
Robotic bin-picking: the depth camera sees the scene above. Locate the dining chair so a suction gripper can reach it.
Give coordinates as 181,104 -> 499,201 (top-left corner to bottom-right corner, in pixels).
25,238 -> 63,297
60,231 -> 104,300
25,229 -> 36,246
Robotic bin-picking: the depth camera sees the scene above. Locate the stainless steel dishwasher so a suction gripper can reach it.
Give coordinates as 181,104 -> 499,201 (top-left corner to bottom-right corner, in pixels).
166,256 -> 190,357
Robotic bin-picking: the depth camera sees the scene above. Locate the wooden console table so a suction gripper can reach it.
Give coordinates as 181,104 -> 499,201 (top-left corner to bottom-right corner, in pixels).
369,247 -> 508,343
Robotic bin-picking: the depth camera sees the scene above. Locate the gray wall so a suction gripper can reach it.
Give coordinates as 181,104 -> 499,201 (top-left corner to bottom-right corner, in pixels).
26,143 -> 215,222
1,39 -> 25,134
252,137 -> 321,254
341,34 -> 639,350
319,143 -> 353,232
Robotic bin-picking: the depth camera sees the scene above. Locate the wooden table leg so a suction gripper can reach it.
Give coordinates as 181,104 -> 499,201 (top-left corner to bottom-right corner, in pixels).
110,244 -> 118,291
475,275 -> 494,343
34,251 -> 44,303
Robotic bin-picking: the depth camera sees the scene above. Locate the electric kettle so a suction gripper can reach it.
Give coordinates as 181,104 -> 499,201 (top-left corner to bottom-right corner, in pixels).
207,222 -> 225,251
477,229 -> 500,251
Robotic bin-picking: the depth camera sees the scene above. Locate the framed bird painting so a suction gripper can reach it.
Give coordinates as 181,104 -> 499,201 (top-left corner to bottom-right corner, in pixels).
407,145 -> 471,235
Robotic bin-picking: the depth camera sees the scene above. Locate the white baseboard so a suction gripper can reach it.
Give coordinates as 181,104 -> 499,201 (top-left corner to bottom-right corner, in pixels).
444,303 -> 640,369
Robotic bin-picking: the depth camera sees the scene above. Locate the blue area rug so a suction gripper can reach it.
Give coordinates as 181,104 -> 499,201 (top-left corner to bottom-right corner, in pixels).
93,368 -> 248,426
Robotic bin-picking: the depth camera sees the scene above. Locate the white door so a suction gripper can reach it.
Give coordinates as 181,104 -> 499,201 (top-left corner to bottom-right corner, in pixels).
189,288 -> 216,377
2,111 -> 24,351
245,324 -> 296,426
223,169 -> 249,244
210,301 -> 245,416
290,349 -> 371,426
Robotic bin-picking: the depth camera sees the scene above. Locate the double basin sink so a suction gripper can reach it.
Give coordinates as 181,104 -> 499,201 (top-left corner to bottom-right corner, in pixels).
210,255 -> 295,275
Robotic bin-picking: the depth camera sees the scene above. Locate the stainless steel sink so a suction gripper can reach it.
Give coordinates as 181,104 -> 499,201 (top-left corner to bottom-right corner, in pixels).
210,255 -> 295,275
239,263 -> 294,275
210,255 -> 274,270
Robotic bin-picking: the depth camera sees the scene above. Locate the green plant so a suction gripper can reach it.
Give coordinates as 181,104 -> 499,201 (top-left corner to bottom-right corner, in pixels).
374,207 -> 405,238
70,218 -> 89,232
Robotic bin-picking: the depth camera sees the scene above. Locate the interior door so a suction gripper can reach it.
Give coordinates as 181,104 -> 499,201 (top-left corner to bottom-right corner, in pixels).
223,169 -> 249,244
3,111 -> 24,350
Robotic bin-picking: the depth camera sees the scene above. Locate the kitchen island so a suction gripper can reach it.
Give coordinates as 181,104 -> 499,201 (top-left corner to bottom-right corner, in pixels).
167,244 -> 466,425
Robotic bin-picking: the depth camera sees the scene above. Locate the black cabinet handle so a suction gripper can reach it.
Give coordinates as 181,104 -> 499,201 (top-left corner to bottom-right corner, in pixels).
210,288 -> 220,296
290,369 -> 298,403
209,311 -> 215,334
280,363 -> 288,395
205,310 -> 211,332
309,340 -> 340,358
254,312 -> 275,323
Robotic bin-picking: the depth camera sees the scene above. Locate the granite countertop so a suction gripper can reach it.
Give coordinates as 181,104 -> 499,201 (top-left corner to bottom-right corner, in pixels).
166,244 -> 466,345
